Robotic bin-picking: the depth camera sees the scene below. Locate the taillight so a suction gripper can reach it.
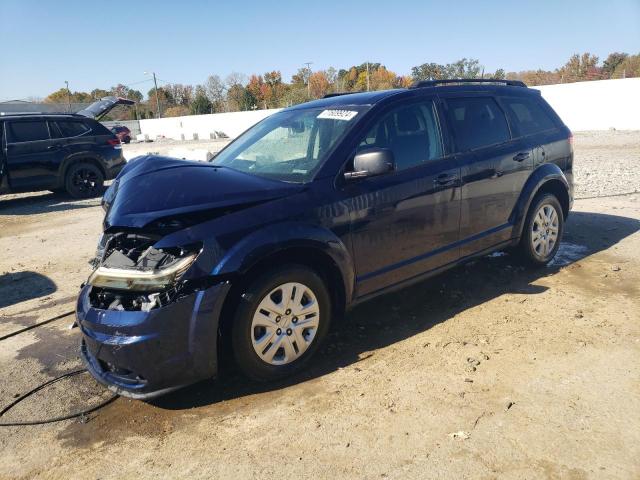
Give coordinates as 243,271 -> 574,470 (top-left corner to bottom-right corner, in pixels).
568,133 -> 574,146
107,138 -> 121,146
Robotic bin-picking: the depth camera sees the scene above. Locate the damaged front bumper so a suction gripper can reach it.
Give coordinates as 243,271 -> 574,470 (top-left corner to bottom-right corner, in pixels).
77,281 -> 231,399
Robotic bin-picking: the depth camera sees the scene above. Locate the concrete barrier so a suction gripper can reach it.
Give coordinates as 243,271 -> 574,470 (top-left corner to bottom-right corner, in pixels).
139,109 -> 281,141
534,78 -> 640,131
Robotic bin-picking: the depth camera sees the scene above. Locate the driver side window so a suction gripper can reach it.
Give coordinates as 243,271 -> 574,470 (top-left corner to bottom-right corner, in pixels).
357,100 -> 443,171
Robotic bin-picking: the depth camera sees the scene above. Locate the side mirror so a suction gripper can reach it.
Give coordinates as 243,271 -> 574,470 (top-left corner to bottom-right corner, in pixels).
344,148 -> 395,180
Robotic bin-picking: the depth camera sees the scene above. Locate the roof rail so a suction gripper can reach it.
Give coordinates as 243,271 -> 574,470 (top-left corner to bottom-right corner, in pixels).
322,91 -> 365,99
0,111 -> 74,116
410,78 -> 527,89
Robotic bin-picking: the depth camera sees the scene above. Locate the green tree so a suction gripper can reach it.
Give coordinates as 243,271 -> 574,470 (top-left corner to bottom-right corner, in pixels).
613,53 -> 640,78
602,52 -> 628,78
411,62 -> 445,81
190,86 -> 212,114
90,88 -> 110,99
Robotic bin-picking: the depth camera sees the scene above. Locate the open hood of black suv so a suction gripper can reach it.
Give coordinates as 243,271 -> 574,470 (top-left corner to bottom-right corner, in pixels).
104,156 -> 303,230
76,96 -> 135,120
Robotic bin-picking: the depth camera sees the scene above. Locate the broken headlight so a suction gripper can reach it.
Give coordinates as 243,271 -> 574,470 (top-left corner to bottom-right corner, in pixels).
87,242 -> 201,292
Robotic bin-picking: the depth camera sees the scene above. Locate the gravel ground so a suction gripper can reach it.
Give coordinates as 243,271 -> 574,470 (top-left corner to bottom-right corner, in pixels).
572,131 -> 640,198
0,131 -> 639,479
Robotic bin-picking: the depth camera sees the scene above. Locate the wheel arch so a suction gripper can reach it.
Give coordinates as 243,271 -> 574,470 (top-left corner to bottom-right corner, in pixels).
214,223 -> 355,353
511,163 -> 570,240
59,154 -> 107,187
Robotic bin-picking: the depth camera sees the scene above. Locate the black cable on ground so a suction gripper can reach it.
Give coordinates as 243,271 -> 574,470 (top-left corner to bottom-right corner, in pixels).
0,369 -> 118,427
0,310 -> 76,341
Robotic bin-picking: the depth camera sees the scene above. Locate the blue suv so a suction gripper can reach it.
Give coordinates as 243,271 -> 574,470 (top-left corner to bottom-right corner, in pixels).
77,79 -> 573,398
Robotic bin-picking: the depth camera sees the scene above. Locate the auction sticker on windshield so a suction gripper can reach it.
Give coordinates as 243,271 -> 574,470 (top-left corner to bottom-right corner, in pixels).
317,109 -> 358,121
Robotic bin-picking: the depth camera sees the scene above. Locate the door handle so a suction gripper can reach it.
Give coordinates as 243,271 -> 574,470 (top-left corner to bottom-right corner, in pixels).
47,144 -> 61,150
513,152 -> 530,162
491,170 -> 504,179
434,173 -> 458,186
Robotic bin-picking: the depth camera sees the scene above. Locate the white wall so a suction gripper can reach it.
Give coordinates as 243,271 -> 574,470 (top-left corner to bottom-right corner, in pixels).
137,78 -> 640,140
139,108 -> 281,141
534,78 -> 640,131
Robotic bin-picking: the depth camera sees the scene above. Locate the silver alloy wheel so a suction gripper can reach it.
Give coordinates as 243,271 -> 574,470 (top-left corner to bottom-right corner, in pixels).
250,282 -> 320,366
531,203 -> 560,258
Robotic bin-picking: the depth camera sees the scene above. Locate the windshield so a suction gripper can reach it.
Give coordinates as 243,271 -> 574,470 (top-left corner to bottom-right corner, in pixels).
212,106 -> 367,183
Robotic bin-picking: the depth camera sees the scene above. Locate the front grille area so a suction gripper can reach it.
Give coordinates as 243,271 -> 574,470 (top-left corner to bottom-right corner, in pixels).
98,359 -> 148,386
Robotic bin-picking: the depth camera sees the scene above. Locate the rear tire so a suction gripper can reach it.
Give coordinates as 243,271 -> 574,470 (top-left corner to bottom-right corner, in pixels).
64,162 -> 104,199
518,193 -> 564,266
231,265 -> 331,382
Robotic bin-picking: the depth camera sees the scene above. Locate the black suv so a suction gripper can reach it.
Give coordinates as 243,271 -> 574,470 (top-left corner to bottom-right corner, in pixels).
0,97 -> 133,198
78,79 -> 573,398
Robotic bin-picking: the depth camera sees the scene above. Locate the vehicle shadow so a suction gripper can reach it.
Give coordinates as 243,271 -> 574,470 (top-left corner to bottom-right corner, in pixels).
0,190 -> 104,216
150,210 -> 639,411
0,271 -> 57,309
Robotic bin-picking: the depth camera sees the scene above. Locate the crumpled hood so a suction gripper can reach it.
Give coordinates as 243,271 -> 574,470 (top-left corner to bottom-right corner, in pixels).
104,155 -> 303,230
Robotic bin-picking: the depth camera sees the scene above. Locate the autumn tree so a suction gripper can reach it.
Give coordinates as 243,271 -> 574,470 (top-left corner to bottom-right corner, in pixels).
558,53 -> 600,82
262,71 -> 286,107
246,74 -> 264,108
44,88 -> 91,104
309,71 -> 330,98
164,106 -> 190,117
147,87 -> 172,117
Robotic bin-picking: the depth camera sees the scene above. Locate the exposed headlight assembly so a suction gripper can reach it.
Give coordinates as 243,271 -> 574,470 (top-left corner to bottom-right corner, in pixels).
87,241 -> 201,291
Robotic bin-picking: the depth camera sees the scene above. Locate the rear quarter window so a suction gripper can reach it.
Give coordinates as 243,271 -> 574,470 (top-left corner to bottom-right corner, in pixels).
501,96 -> 557,137
6,120 -> 50,143
55,120 -> 91,138
91,121 -> 114,135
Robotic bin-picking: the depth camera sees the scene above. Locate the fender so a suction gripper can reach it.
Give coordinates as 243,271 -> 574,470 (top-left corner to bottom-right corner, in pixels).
212,221 -> 356,304
510,163 -> 570,240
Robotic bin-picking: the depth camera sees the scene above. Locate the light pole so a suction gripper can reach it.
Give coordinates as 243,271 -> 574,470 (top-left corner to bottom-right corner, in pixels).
145,71 -> 161,119
366,62 -> 370,91
64,80 -> 71,112
304,62 -> 313,98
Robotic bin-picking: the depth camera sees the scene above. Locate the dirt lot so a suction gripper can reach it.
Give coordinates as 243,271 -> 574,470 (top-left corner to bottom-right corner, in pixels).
0,132 -> 639,479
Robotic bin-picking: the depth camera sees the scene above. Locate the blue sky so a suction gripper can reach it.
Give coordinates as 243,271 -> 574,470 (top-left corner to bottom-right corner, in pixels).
1,0 -> 639,100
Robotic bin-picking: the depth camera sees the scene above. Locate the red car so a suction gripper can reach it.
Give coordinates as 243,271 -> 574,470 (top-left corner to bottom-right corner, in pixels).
110,125 -> 131,144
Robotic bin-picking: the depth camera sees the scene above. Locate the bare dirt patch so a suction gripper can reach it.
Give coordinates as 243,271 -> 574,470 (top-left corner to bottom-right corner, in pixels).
0,132 -> 639,479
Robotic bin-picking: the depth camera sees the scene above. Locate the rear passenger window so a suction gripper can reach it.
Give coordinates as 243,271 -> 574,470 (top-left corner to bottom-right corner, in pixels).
6,121 -> 50,143
445,97 -> 510,152
357,101 -> 443,171
502,97 -> 556,137
56,121 -> 91,138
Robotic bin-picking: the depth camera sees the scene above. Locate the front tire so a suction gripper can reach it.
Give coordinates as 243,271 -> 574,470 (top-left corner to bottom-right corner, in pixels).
231,265 -> 331,381
65,162 -> 104,199
518,193 -> 564,266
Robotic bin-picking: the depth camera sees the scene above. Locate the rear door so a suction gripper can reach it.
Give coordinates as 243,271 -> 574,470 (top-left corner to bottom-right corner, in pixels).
499,94 -> 561,169
441,94 -> 532,256
347,97 -> 461,296
5,119 -> 59,189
